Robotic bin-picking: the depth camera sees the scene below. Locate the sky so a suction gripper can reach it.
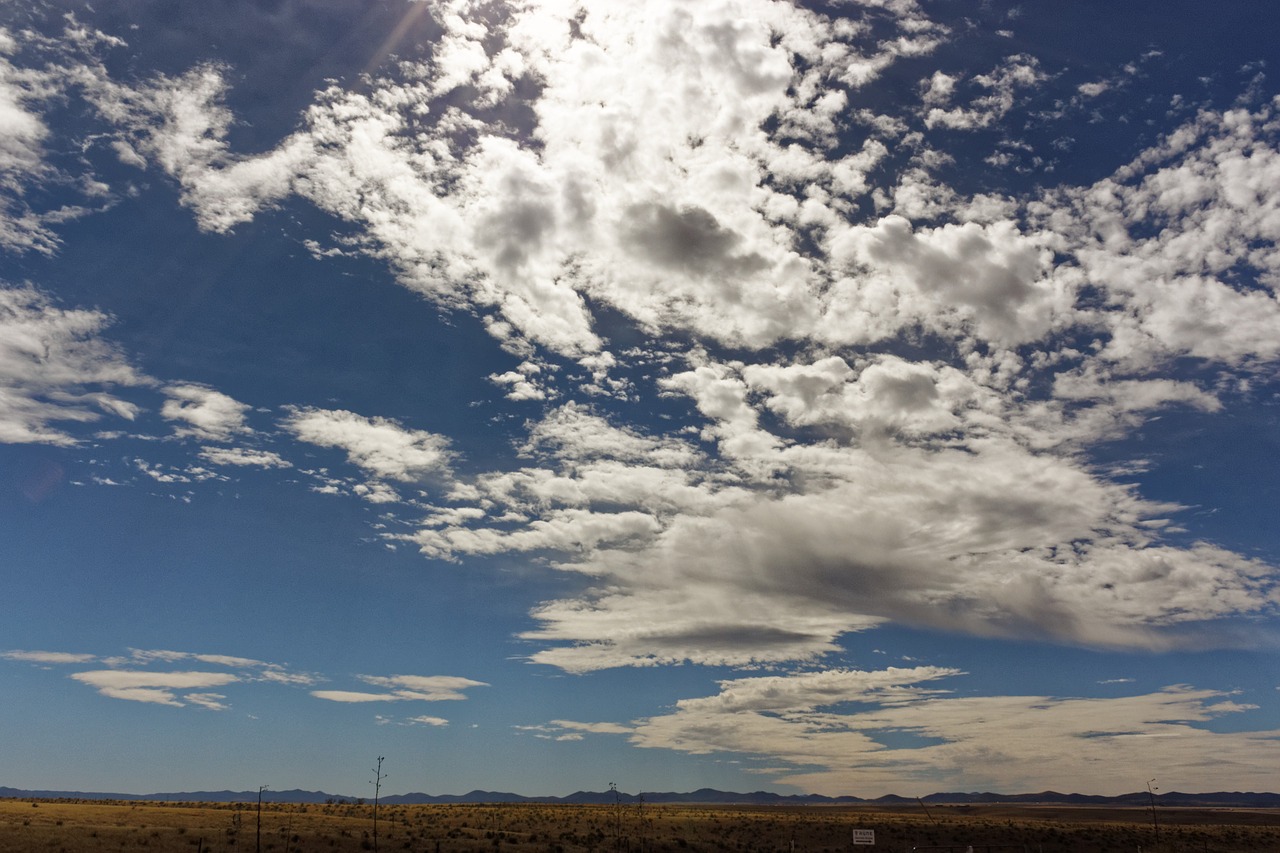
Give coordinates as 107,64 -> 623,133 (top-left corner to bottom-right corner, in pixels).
1,0 -> 1279,800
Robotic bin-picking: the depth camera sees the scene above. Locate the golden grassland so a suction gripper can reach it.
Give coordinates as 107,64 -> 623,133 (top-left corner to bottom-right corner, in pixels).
2,798 -> 1278,853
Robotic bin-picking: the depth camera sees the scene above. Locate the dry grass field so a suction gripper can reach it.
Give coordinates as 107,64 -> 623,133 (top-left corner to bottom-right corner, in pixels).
2,798 -> 1278,853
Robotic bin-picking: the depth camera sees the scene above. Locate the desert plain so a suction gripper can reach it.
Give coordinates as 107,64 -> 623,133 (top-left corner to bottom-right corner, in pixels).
3,798 -> 1279,853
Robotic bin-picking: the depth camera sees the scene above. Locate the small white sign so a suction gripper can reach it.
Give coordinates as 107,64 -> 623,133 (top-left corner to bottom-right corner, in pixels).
851,829 -> 875,845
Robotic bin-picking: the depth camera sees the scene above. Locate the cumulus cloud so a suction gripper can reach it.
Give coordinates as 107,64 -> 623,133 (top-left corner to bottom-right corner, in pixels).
282,407 -> 453,484
86,0 -> 951,357
403,403 -> 722,563
922,55 -> 1045,130
1042,101 -> 1280,371
193,7 -> 1254,673
410,359 -> 1276,670
4,0 -> 1277,684
824,215 -> 1062,346
161,384 -> 251,440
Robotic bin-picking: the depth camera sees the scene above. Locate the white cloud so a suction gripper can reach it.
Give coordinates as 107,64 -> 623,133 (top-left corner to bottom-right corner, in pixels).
308,40 -> 1268,672
0,29 -> 87,253
199,446 -> 292,468
596,668 -> 1280,796
312,674 -> 487,703
520,402 -> 700,468
38,647 -> 324,708
94,687 -> 187,706
101,0 -> 951,357
1,649 -> 96,664
0,49 -> 54,252
161,384 -> 251,440
254,668 -> 320,687
0,285 -> 147,445
923,55 -> 1045,130
70,669 -> 240,707
489,364 -> 549,401
0,18 -> 140,253
357,674 -> 489,700
824,215 -> 1064,347
9,0 -> 1276,682
405,357 -> 1277,671
184,693 -> 230,711
311,690 -> 400,703
1034,101 -> 1280,372
282,407 -> 453,483
549,719 -> 635,735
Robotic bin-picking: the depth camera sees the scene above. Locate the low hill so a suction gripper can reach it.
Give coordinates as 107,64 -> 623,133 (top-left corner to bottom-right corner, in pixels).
3,786 -> 1278,808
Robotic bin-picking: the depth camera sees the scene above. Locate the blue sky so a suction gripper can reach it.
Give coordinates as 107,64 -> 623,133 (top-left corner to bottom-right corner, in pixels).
2,0 -> 1279,799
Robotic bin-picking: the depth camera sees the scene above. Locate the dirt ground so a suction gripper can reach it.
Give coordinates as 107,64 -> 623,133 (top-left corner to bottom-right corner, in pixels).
2,798 -> 1278,853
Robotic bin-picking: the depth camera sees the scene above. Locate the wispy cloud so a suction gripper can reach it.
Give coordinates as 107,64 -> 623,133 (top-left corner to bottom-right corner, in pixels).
70,670 -> 240,708
3,647 -> 322,710
549,720 -> 635,735
311,690 -> 402,704
312,674 -> 488,704
2,650 -> 97,664
0,285 -> 147,446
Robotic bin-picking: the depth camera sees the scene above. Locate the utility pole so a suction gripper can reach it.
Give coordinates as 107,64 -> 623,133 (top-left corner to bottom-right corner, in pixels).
610,782 -> 621,850
257,786 -> 268,853
371,757 -> 386,853
1147,779 -> 1160,850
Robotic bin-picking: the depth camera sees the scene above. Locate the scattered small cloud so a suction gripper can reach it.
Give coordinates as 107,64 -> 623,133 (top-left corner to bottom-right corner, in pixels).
199,446 -> 292,469
161,384 -> 251,441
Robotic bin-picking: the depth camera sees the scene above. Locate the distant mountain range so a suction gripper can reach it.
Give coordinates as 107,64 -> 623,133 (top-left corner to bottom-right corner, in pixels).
3,786 -> 1279,808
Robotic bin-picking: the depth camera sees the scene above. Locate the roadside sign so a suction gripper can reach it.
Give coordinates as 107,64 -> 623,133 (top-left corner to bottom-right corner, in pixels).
852,829 -> 875,845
